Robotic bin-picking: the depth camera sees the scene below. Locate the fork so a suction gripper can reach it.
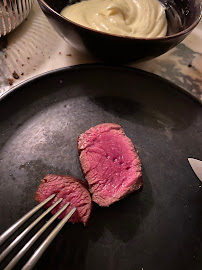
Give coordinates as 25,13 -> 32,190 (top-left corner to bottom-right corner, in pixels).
0,194 -> 76,270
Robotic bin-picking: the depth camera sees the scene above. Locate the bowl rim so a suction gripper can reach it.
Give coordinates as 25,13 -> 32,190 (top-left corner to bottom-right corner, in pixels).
38,0 -> 202,40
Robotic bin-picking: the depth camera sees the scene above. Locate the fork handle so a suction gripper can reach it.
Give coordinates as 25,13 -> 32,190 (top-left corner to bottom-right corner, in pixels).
22,207 -> 76,270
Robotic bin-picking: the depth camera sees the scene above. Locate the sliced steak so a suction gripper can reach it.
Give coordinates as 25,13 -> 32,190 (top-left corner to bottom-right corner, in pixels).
78,123 -> 143,207
35,175 -> 92,225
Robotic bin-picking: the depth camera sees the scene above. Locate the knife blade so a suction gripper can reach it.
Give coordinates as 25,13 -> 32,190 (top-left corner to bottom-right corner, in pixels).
188,158 -> 202,182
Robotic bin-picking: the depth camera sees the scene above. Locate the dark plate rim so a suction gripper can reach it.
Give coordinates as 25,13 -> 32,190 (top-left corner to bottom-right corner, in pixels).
0,64 -> 201,106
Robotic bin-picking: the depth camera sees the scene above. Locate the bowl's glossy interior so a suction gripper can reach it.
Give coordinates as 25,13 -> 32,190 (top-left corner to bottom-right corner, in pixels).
162,0 -> 201,36
38,0 -> 201,63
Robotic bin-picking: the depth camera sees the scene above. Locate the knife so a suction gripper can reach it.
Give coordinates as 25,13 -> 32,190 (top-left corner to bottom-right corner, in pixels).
188,158 -> 202,182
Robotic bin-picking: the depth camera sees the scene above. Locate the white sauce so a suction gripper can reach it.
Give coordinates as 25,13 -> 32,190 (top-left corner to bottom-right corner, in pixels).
61,0 -> 167,38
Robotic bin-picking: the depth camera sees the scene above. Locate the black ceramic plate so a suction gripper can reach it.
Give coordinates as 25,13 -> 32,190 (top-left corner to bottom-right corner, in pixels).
0,65 -> 201,270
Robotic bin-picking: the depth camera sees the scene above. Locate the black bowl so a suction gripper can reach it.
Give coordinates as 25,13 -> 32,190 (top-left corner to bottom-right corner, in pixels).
38,0 -> 201,63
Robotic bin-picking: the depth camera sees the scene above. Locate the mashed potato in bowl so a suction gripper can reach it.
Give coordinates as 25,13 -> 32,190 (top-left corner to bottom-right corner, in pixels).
61,0 -> 167,38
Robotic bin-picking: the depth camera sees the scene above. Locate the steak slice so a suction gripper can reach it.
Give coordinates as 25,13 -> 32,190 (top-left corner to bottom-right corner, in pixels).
78,123 -> 143,207
35,175 -> 92,225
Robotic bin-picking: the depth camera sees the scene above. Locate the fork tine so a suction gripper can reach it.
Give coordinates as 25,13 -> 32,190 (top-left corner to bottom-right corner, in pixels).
22,207 -> 77,270
0,198 -> 63,263
0,194 -> 56,246
4,202 -> 72,270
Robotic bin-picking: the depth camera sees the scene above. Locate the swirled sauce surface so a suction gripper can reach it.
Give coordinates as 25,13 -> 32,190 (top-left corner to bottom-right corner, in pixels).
61,0 -> 167,38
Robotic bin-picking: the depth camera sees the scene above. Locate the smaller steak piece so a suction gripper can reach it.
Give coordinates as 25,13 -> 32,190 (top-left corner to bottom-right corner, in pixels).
78,123 -> 143,207
35,175 -> 92,225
